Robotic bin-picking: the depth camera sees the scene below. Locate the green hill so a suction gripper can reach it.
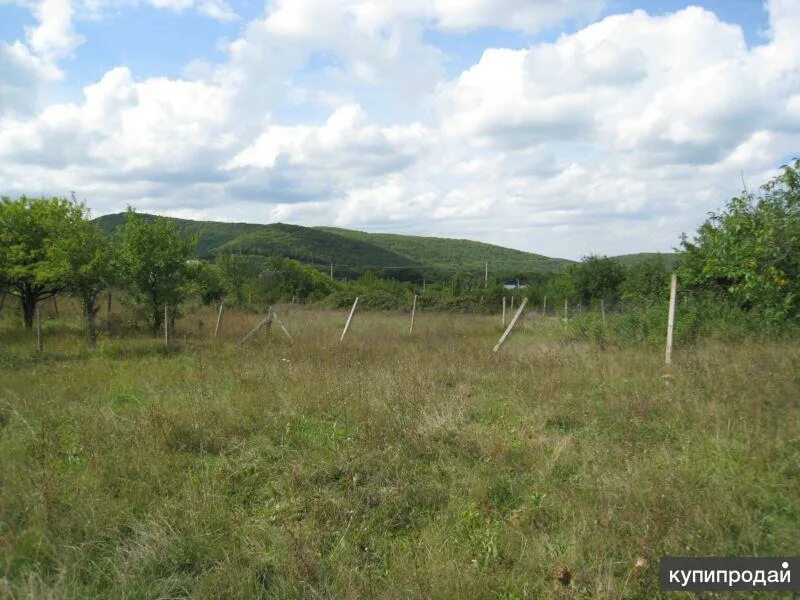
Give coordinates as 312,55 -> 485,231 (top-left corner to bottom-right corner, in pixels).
212,224 -> 420,268
93,213 -> 573,276
316,227 -> 573,274
94,213 -> 263,259
611,252 -> 679,269
94,214 -> 423,277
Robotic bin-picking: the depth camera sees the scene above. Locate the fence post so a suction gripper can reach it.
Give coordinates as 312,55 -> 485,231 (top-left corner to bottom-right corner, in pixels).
409,294 -> 417,334
542,295 -> 547,317
493,297 -> 528,353
563,298 -> 568,326
239,311 -> 271,346
271,310 -> 293,342
214,301 -> 224,338
665,274 -> 677,365
601,299 -> 606,326
341,297 -> 359,342
502,296 -> 506,327
164,304 -> 169,348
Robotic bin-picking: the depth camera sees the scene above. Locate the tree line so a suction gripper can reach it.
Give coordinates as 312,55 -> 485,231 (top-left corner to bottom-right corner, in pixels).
1,160 -> 797,341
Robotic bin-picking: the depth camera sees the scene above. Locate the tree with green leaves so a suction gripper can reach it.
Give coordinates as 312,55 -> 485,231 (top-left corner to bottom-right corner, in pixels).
257,256 -> 335,302
216,251 -> 260,306
678,159 -> 800,323
187,260 -> 226,306
621,256 -> 670,303
116,209 -> 196,334
570,255 -> 625,307
0,196 -> 85,328
48,216 -> 116,344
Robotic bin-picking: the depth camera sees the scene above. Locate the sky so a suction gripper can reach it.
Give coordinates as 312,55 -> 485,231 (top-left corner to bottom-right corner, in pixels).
0,0 -> 798,260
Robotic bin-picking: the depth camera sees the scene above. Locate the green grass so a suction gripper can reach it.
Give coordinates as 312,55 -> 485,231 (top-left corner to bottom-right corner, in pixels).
1,302 -> 798,598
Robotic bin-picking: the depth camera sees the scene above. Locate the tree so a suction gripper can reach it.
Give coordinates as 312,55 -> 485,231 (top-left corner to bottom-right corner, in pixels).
217,251 -> 259,306
0,196 -> 85,328
570,255 -> 625,307
257,256 -> 334,302
188,260 -> 226,306
48,216 -> 116,344
116,209 -> 196,334
544,272 -> 577,305
622,256 -> 670,303
678,159 -> 800,323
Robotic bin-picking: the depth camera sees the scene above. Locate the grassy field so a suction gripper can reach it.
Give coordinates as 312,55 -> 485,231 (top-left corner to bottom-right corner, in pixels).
1,301 -> 798,598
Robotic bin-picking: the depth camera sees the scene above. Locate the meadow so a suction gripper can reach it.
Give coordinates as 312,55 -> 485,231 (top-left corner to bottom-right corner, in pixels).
1,300 -> 798,598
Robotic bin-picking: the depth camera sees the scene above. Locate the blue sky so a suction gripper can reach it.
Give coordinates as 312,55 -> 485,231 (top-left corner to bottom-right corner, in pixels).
0,0 -> 797,259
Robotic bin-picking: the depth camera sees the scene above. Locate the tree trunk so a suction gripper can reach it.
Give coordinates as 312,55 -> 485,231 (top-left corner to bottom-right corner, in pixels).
84,296 -> 99,346
21,294 -> 36,329
152,305 -> 163,337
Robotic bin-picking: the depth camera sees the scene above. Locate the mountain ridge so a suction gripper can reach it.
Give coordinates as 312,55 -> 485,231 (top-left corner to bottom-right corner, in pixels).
93,213 -> 673,275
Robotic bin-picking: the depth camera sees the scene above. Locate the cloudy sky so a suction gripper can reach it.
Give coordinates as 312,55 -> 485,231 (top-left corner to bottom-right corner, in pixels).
1,0 -> 798,259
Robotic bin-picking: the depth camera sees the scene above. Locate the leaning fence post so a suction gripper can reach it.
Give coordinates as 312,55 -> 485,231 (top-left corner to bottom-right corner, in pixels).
214,301 -> 224,338
238,312 -> 271,346
665,274 -> 677,365
271,310 -> 293,342
409,294 -> 417,334
492,297 -> 528,354
341,297 -> 359,342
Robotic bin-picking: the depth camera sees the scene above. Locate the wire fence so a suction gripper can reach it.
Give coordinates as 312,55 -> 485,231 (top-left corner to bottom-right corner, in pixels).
0,276 -> 789,361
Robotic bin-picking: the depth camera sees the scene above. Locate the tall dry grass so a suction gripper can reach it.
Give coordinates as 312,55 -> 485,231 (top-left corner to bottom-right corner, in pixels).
0,301 -> 798,598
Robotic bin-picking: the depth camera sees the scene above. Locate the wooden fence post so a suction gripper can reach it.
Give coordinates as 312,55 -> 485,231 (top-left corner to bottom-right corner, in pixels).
502,296 -> 506,327
340,297 -> 359,342
601,299 -> 606,326
665,274 -> 677,365
542,295 -> 547,317
164,304 -> 169,348
564,298 -> 568,326
239,309 -> 272,346
271,310 -> 293,342
409,294 -> 417,334
214,301 -> 224,338
493,297 -> 528,354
